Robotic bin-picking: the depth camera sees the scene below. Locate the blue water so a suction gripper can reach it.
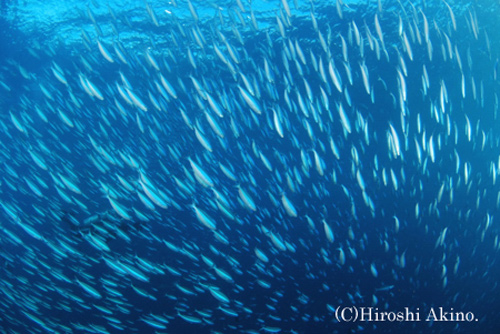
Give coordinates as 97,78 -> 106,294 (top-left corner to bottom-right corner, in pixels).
0,0 -> 499,333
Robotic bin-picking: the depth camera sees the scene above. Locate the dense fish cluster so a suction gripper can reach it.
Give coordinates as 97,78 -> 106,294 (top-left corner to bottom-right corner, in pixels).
0,0 -> 499,333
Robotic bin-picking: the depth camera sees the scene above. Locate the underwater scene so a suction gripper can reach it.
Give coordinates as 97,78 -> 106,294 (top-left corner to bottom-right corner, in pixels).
0,0 -> 499,333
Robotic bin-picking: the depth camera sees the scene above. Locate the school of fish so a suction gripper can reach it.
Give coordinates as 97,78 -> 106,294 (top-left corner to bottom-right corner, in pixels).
0,0 -> 499,333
